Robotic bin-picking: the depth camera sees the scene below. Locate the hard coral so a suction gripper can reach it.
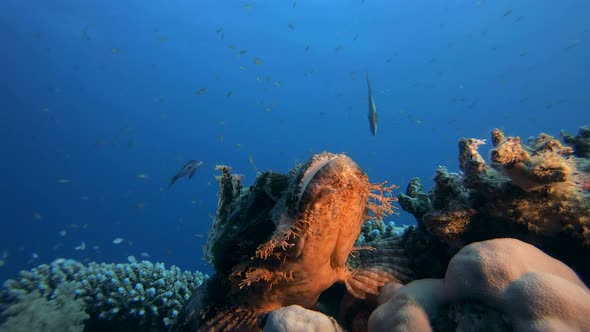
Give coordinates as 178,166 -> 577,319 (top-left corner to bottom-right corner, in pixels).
398,126 -> 590,282
561,124 -> 590,158
369,238 -> 590,332
445,238 -> 590,331
0,283 -> 88,332
491,130 -> 574,193
1,259 -> 206,331
260,305 -> 342,332
368,279 -> 448,332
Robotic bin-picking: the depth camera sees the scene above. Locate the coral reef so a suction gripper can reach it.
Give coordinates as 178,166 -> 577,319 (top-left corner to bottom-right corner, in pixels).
174,152 -> 412,331
258,305 -> 342,332
4,123 -> 588,331
0,283 -> 88,332
369,278 -> 451,332
0,259 -> 206,331
357,220 -> 408,244
398,126 -> 590,282
561,124 -> 590,158
255,237 -> 590,331
368,238 -> 590,331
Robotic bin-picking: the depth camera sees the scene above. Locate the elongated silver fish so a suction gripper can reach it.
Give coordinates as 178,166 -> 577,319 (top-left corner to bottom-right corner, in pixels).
366,71 -> 378,136
170,160 -> 204,187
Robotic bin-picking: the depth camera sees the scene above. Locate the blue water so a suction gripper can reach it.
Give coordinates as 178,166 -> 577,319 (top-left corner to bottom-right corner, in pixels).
1,0 -> 588,283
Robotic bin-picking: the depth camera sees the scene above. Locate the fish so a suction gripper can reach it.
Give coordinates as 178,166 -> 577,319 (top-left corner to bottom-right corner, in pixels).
169,160 -> 204,187
112,237 -> 125,244
366,72 -> 378,136
248,155 -> 259,173
137,173 -> 150,180
74,241 -> 86,251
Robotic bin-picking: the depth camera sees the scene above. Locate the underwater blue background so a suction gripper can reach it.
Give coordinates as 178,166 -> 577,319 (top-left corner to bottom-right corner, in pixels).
1,0 -> 589,283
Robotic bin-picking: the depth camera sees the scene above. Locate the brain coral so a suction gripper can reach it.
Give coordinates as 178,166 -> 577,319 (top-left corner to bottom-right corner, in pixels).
368,238 -> 590,332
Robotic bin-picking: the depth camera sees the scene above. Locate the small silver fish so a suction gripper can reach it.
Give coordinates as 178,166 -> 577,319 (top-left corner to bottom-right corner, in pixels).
170,160 -> 204,187
366,72 -> 378,136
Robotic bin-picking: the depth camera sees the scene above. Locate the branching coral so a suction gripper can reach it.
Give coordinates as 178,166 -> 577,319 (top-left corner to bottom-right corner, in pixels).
1,259 -> 206,331
0,282 -> 88,332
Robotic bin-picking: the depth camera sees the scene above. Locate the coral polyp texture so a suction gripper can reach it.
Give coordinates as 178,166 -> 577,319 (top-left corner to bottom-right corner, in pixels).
398,126 -> 590,281
174,152 -> 412,331
368,238 -> 590,332
0,259 -> 206,331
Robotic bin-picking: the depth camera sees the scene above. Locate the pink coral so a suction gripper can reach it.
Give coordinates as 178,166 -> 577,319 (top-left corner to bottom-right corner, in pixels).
444,238 -> 585,307
369,238 -> 590,331
369,279 -> 447,332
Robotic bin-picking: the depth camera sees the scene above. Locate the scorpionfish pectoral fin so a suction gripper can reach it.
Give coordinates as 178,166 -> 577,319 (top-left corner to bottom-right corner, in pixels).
344,236 -> 414,299
197,305 -> 261,332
